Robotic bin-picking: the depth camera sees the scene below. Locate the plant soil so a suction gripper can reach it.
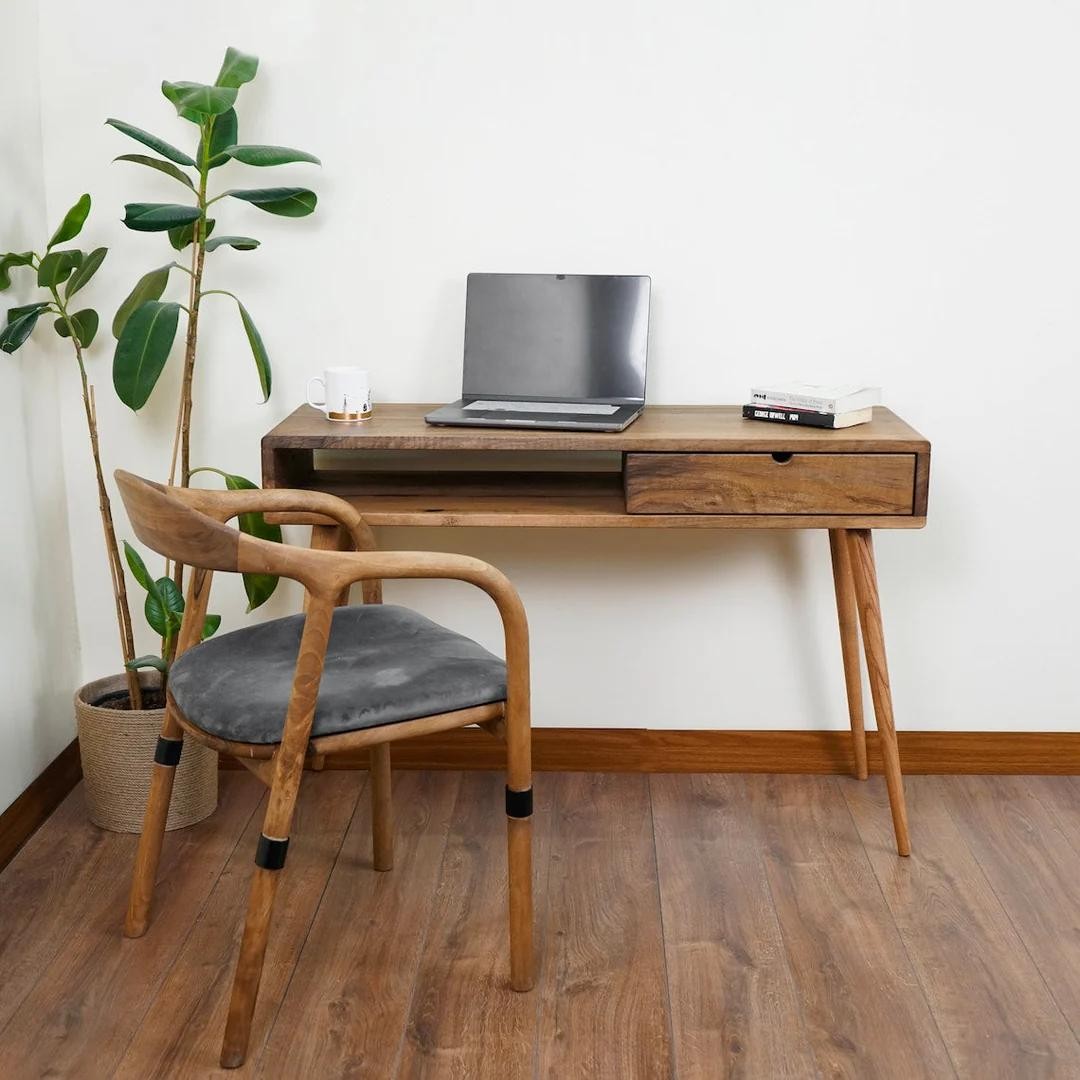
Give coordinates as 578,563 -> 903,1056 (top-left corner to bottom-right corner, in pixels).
92,688 -> 167,711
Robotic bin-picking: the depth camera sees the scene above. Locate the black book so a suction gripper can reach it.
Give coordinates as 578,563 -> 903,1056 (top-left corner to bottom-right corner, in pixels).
741,403 -> 872,429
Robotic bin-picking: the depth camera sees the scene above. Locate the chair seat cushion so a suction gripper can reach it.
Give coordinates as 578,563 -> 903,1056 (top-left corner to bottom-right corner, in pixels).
169,604 -> 507,745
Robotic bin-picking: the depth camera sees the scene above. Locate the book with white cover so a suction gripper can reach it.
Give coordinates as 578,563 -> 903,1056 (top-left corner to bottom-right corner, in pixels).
749,382 -> 881,414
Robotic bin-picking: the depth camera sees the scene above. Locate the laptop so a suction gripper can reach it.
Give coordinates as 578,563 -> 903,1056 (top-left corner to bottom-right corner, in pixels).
425,273 -> 651,432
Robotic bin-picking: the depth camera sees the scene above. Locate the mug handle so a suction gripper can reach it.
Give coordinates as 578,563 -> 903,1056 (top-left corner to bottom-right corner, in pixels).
306,376 -> 326,410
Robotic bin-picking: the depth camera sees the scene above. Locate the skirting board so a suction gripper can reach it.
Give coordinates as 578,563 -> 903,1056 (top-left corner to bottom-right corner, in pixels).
4,731 -> 1077,874
218,728 -> 1080,775
0,738 -> 82,873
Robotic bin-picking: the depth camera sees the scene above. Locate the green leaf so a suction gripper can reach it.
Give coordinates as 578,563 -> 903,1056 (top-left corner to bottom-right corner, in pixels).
221,145 -> 321,167
215,47 -> 259,89
204,235 -> 259,252
236,302 -> 271,401
64,247 -> 107,300
37,249 -> 83,288
105,119 -> 196,167
161,81 -> 237,119
123,203 -> 202,233
0,303 -> 50,353
125,654 -> 168,673
145,575 -> 184,638
225,188 -> 317,217
113,264 -> 171,339
201,614 -> 222,640
230,472 -> 281,610
199,107 -> 237,170
192,469 -> 281,610
113,300 -> 181,410
168,217 -> 215,251
123,540 -> 154,591
0,252 -> 34,291
47,194 -> 91,249
53,308 -> 99,348
114,154 -> 194,189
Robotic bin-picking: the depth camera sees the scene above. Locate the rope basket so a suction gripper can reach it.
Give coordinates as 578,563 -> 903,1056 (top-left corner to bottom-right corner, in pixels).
75,671 -> 218,833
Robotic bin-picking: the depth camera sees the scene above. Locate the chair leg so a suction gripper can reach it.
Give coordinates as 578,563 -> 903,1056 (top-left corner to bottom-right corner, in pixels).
506,809 -> 534,991
219,800 -> 299,1068
828,529 -> 869,780
124,705 -> 184,938
505,699 -> 534,991
371,742 -> 393,871
847,529 -> 912,857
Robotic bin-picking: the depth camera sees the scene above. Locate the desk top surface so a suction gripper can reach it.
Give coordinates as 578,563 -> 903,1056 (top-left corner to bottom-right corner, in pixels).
264,405 -> 929,453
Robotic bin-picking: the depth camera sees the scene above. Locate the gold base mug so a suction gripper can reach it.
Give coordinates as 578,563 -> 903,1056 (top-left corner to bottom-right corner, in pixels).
307,366 -> 372,421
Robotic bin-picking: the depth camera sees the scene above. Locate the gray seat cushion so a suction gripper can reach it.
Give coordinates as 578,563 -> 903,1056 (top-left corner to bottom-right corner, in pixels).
169,604 -> 506,745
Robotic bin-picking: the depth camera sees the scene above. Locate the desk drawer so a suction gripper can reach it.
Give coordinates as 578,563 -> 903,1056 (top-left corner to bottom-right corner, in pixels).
624,453 -> 916,515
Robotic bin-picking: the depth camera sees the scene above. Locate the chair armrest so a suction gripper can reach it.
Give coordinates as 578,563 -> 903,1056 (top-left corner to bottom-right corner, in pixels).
174,485 -> 378,554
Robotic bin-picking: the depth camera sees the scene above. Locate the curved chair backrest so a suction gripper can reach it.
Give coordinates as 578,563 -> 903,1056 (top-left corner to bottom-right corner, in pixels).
115,470 -> 241,573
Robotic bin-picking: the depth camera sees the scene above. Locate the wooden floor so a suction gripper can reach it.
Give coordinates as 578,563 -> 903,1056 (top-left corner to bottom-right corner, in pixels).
2,771 -> 1080,1078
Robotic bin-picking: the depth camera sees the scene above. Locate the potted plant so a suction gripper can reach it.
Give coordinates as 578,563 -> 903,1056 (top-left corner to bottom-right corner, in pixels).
0,46 -> 320,832
0,196 -> 219,831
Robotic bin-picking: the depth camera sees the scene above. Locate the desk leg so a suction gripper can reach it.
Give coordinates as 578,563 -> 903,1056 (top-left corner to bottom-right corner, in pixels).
828,530 -> 869,780
846,529 -> 911,857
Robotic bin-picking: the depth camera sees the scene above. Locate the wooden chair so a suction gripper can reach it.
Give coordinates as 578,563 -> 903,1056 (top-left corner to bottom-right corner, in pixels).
114,470 -> 533,1069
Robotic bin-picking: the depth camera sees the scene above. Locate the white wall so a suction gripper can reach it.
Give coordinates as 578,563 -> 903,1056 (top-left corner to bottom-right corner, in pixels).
0,4 -> 82,812
32,0 -> 1080,735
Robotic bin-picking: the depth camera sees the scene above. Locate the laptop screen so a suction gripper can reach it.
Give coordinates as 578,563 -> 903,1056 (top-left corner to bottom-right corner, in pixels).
462,273 -> 650,403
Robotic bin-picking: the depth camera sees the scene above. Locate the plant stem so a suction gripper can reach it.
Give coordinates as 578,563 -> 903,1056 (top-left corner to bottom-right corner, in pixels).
171,118 -> 213,592
50,285 -> 143,709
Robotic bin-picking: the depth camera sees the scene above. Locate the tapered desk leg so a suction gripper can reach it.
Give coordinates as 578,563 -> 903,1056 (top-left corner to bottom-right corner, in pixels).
828,529 -> 869,780
846,529 -> 911,856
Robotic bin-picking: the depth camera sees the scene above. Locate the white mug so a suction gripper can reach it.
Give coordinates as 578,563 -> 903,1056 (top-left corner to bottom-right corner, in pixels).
307,366 -> 372,421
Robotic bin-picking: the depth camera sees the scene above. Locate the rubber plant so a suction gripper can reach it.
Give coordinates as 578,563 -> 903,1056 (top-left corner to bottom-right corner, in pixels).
0,195 -> 153,706
107,45 -> 318,601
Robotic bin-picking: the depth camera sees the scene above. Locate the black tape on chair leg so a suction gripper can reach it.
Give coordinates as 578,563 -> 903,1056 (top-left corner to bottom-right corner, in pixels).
154,737 -> 182,767
255,835 -> 290,870
505,786 -> 533,818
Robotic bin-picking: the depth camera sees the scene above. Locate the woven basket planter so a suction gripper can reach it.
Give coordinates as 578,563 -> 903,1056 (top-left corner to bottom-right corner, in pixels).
75,671 -> 217,833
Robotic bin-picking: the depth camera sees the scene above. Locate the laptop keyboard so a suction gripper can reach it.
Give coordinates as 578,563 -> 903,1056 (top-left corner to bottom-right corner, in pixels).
464,400 -> 620,416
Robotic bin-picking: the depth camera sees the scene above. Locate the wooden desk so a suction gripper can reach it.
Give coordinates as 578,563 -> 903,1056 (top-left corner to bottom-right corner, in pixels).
262,404 -> 930,855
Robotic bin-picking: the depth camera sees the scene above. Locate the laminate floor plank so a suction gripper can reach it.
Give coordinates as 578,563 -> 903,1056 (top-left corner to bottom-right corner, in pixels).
534,772 -> 673,1080
650,773 -> 818,1080
844,775 -> 1080,1079
256,770 -> 461,1078
0,788 -> 119,1031
0,772 -> 262,1079
1028,776 -> 1080,859
8,770 -> 1080,1078
751,773 -> 953,1079
396,770 -> 554,1079
113,771 -> 364,1078
937,775 -> 1080,1042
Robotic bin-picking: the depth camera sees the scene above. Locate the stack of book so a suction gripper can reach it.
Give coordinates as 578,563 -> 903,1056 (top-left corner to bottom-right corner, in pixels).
742,383 -> 881,429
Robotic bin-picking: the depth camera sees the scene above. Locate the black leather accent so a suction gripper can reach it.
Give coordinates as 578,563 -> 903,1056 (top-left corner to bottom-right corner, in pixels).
154,737 -> 182,767
505,786 -> 533,818
255,835 -> 289,870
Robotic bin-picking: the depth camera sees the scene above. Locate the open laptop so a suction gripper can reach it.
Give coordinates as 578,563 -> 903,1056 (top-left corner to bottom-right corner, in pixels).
425,273 -> 650,432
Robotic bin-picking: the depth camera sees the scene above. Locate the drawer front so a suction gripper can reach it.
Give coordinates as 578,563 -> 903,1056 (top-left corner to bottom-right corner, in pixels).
625,453 -> 916,515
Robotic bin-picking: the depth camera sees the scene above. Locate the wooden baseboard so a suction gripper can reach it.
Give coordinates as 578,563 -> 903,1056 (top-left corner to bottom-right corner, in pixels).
219,728 -> 1080,776
0,738 -> 82,873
